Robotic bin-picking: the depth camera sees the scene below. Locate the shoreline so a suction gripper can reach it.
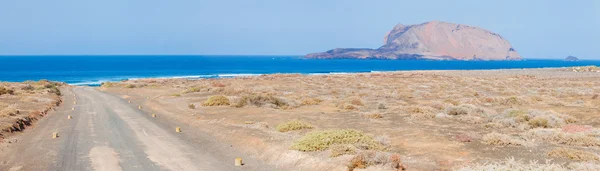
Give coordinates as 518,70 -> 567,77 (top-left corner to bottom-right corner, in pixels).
69,65 -> 597,86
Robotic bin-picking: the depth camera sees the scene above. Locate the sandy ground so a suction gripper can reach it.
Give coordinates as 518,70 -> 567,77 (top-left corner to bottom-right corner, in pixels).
0,80 -> 62,141
99,66 -> 600,170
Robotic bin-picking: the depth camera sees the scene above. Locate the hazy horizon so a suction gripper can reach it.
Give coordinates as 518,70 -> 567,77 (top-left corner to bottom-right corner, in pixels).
1,0 -> 598,59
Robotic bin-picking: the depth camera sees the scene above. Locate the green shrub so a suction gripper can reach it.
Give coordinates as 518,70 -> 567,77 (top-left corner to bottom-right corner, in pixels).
202,95 -> 230,106
291,129 -> 384,152
276,120 -> 313,132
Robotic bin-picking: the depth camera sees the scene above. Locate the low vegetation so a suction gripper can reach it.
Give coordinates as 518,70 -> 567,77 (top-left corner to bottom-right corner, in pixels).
523,129 -> 600,146
456,157 -> 598,171
276,120 -> 313,132
481,132 -> 527,146
202,95 -> 230,106
232,94 -> 288,108
347,151 -> 405,171
300,98 -> 322,106
291,129 -> 384,152
329,144 -> 357,157
548,148 -> 599,161
0,86 -> 14,96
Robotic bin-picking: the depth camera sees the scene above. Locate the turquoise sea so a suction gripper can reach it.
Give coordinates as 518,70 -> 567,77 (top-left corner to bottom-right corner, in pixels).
1,56 -> 599,86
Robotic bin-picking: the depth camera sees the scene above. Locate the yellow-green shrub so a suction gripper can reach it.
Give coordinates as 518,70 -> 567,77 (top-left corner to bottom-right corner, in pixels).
276,120 -> 313,132
291,129 -> 384,152
202,95 -> 230,106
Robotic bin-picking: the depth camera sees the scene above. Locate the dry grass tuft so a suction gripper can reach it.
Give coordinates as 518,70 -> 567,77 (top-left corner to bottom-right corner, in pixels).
188,103 -> 196,109
202,95 -> 231,106
301,98 -> 322,106
291,129 -> 384,152
233,94 -> 288,108
276,120 -> 313,132
548,148 -> 599,161
363,113 -> 383,119
481,132 -> 527,146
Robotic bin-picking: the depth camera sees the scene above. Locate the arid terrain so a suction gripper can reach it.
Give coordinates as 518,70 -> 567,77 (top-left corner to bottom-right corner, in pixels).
98,66 -> 600,170
0,80 -> 63,142
1,66 -> 600,171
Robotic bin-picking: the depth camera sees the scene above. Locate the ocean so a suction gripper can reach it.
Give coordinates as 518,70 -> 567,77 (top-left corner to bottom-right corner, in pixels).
1,55 -> 599,86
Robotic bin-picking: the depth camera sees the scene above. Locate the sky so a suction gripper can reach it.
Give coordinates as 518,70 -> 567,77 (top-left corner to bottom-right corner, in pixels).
0,0 -> 598,59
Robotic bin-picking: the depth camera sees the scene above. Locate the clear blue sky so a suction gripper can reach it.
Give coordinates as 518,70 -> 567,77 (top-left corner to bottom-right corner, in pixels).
0,0 -> 598,59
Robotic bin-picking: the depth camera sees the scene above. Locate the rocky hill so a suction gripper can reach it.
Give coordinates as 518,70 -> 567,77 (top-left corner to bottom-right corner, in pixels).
306,21 -> 522,60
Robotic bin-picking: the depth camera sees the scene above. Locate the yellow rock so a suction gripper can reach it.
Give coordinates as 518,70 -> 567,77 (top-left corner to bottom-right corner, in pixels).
68,115 -> 72,119
72,107 -> 75,111
235,158 -> 243,166
138,106 -> 142,109
52,132 -> 58,139
175,127 -> 181,132
152,114 -> 156,118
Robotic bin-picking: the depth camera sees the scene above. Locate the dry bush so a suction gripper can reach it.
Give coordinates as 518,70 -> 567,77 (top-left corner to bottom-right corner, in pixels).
171,93 -> 181,97
548,148 -> 599,161
0,86 -> 15,96
492,109 -> 577,129
301,98 -> 322,106
446,106 -> 469,115
276,120 -> 313,132
347,96 -> 364,106
234,94 -> 288,108
21,84 -> 34,91
481,132 -> 527,146
404,105 -> 437,119
125,84 -> 136,88
523,129 -> 600,147
444,99 -> 460,106
188,103 -> 196,109
377,103 -> 387,110
291,129 -> 384,152
202,95 -> 231,106
347,151 -> 405,171
183,87 -> 202,93
500,96 -> 524,106
329,144 -> 357,157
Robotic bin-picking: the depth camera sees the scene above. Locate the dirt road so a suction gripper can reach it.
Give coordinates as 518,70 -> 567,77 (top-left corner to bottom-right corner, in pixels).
0,87 -> 249,171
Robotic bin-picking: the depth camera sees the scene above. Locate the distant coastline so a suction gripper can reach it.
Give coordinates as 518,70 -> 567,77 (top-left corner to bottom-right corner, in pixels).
1,56 -> 599,86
